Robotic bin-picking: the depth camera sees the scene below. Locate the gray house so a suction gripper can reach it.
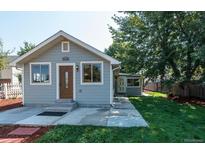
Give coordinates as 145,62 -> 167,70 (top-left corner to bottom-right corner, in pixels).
11,30 -> 120,108
0,56 -> 22,84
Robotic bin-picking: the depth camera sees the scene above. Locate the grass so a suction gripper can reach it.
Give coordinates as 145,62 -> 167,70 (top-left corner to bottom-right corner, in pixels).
36,96 -> 205,143
144,91 -> 167,98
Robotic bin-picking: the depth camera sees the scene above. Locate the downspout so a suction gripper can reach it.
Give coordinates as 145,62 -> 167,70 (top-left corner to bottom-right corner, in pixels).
15,65 -> 24,105
112,65 -> 121,99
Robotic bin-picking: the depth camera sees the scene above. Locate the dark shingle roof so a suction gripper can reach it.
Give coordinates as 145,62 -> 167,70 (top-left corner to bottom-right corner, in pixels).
7,56 -> 19,63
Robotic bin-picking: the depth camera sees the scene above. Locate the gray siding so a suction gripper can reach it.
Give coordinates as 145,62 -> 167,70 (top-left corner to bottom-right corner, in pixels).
24,41 -> 111,106
126,87 -> 142,96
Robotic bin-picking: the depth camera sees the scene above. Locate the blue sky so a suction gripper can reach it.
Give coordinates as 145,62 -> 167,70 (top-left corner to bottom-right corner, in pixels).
0,12 -> 118,55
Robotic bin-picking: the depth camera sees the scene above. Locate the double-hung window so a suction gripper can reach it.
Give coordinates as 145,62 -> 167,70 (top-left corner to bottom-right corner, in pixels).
81,61 -> 103,85
30,62 -> 51,85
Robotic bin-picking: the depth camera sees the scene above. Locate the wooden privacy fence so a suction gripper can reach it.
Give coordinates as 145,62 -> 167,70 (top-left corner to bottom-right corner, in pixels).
0,83 -> 22,99
172,84 -> 205,99
144,82 -> 161,91
144,82 -> 205,99
144,82 -> 169,93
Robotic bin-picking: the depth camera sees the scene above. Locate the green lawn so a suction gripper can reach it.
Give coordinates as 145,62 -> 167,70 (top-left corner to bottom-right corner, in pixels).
145,91 -> 167,97
36,96 -> 205,143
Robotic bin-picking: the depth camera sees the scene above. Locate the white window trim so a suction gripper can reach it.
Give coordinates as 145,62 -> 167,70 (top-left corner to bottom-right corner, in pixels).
56,63 -> 76,100
110,63 -> 113,104
80,61 -> 104,85
126,77 -> 140,88
61,41 -> 70,52
22,64 -> 25,105
29,62 -> 52,85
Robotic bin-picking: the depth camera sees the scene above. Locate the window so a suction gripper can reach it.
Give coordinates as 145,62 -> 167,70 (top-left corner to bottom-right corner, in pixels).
81,61 -> 103,85
61,41 -> 70,52
83,64 -> 92,82
127,78 -> 140,87
65,72 -> 69,88
30,63 -> 51,85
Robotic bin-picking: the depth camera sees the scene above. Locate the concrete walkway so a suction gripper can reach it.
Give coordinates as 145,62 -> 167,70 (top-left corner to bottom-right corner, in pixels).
0,98 -> 148,127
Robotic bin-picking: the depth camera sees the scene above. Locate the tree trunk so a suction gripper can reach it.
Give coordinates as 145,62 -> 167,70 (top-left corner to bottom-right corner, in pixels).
185,49 -> 192,81
168,59 -> 181,80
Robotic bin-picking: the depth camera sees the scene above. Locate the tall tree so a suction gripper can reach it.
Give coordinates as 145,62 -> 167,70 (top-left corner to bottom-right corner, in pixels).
106,12 -> 205,82
0,39 -> 10,70
174,12 -> 205,81
17,41 -> 35,56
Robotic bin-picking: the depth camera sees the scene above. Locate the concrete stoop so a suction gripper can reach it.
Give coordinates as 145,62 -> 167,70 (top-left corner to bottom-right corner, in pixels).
45,102 -> 78,112
24,102 -> 78,112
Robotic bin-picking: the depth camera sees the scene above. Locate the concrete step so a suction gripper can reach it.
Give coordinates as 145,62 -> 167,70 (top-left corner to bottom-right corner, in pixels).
55,99 -> 73,103
45,100 -> 78,112
45,106 -> 73,112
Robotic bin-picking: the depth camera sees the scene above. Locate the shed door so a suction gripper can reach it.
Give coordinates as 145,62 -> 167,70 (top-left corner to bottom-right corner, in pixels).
59,66 -> 73,99
117,76 -> 126,93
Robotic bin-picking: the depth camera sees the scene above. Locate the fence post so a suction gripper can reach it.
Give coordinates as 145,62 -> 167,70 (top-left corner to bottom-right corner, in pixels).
4,83 -> 8,99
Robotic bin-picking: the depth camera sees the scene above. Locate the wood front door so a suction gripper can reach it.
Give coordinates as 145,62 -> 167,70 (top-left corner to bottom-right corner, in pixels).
59,66 -> 73,99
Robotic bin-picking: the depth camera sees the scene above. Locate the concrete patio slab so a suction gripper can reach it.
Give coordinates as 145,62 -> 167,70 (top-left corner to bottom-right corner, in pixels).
79,108 -> 109,126
0,107 -> 44,124
10,107 -> 44,115
0,97 -> 148,128
109,97 -> 148,127
15,115 -> 62,126
54,108 -> 109,126
54,108 -> 97,125
0,115 -> 29,124
110,108 -> 141,117
107,116 -> 148,127
112,97 -> 136,110
8,127 -> 40,136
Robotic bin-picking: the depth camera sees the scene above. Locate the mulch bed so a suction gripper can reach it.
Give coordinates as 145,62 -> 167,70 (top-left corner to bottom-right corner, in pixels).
0,125 -> 51,143
0,98 -> 23,111
168,95 -> 205,106
0,99 -> 51,142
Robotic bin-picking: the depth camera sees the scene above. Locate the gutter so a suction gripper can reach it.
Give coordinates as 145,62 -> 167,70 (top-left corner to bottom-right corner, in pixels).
112,65 -> 121,71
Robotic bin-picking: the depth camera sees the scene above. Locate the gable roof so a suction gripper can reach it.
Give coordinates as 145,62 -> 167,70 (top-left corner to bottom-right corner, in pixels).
11,30 -> 120,66
7,55 -> 19,63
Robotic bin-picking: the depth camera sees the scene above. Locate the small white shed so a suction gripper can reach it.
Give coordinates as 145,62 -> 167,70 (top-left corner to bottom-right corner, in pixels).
116,73 -> 143,96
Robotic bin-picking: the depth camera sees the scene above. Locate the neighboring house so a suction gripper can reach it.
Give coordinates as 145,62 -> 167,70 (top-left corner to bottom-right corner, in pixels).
115,73 -> 143,96
0,56 -> 22,84
11,30 -> 120,107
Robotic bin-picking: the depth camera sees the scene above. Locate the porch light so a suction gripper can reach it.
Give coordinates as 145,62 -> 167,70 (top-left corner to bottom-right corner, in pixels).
76,65 -> 79,72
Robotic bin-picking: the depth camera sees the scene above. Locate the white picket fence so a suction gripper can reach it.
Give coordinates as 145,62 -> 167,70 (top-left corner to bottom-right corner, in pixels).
0,83 -> 22,99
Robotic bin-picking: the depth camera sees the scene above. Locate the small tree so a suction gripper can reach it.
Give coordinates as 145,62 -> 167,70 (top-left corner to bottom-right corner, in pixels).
16,73 -> 22,83
0,39 -> 10,70
17,41 -> 35,56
